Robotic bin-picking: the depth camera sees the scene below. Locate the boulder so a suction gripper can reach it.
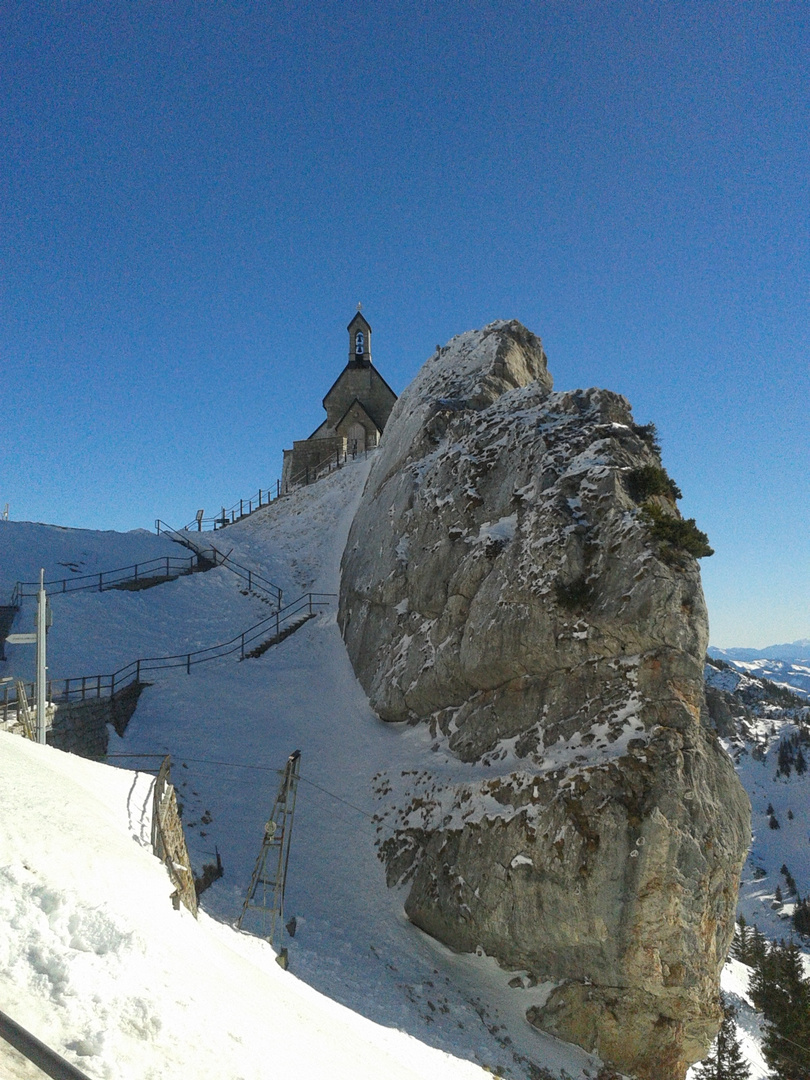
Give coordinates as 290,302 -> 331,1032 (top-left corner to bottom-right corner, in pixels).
339,320 -> 750,1079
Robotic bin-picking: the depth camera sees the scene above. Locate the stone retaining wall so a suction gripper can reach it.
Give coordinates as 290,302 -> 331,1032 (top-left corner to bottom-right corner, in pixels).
48,682 -> 145,760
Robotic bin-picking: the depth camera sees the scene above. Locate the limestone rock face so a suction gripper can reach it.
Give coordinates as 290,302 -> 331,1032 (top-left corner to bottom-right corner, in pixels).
339,321 -> 750,1080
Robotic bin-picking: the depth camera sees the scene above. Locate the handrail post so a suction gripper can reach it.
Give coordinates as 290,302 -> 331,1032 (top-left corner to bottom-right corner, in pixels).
99,572 -> 103,592
136,659 -> 140,683
186,654 -> 191,675
248,569 -> 252,591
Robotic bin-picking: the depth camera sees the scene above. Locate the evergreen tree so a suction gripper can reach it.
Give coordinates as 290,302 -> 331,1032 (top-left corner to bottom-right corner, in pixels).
796,747 -> 807,775
692,997 -> 750,1080
793,897 -> 810,937
751,939 -> 810,1079
749,925 -> 769,968
731,917 -> 751,964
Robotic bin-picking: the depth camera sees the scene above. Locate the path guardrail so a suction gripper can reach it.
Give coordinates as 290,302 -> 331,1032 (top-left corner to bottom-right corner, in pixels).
153,523 -> 283,606
173,446 -> 375,532
0,593 -> 333,728
10,553 -> 204,608
0,1006 -> 95,1080
183,486 -> 281,531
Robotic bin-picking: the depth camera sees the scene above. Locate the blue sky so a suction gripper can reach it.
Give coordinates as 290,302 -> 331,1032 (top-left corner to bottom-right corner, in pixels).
2,1 -> 808,648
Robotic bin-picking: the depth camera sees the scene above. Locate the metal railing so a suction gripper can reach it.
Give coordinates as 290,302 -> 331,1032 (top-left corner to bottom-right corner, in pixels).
0,1007 -> 96,1080
282,445 -> 373,495
0,592 -> 333,727
153,524 -> 283,607
182,486 -> 281,531
168,445 -> 376,533
10,553 -> 203,608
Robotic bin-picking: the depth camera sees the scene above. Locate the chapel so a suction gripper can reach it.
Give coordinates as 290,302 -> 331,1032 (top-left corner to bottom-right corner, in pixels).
281,310 -> 397,491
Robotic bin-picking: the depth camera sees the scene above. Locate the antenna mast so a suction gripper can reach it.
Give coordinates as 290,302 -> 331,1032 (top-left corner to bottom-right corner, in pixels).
237,750 -> 301,965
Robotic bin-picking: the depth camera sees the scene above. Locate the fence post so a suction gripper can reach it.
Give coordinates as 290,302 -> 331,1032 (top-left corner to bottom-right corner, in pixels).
81,676 -> 86,701
166,556 -> 170,578
248,570 -> 252,591
136,660 -> 140,683
96,675 -> 101,697
186,654 -> 191,675
259,489 -> 263,506
99,572 -> 103,592
240,500 -> 244,517
277,480 -> 280,498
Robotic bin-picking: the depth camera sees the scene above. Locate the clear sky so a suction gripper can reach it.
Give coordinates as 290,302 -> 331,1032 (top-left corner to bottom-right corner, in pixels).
2,1 -> 808,649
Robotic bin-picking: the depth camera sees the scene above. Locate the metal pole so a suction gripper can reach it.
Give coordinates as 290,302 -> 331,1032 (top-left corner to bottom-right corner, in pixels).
36,570 -> 47,744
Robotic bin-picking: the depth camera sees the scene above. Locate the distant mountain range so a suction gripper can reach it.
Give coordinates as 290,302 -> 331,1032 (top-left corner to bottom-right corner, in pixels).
708,640 -> 810,698
709,639 -> 810,663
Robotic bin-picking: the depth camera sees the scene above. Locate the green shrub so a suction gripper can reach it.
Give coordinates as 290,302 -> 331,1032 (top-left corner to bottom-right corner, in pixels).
554,576 -> 594,610
625,465 -> 682,503
639,504 -> 714,558
631,422 -> 662,456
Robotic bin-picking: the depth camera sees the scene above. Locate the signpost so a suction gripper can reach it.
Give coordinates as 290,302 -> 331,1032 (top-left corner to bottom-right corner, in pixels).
5,570 -> 50,743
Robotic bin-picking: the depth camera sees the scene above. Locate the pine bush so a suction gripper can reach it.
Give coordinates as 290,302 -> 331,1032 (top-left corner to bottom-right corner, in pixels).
692,996 -> 750,1080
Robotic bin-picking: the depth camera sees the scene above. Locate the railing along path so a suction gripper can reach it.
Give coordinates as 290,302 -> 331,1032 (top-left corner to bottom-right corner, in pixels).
10,553 -> 204,608
0,593 -> 333,728
177,446 -> 372,531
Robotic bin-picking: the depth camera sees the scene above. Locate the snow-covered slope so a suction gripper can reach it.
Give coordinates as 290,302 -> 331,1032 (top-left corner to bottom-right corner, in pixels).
0,732 -> 490,1080
3,459 -> 807,1080
708,644 -> 810,699
0,521 -> 177,598
0,461 -> 600,1079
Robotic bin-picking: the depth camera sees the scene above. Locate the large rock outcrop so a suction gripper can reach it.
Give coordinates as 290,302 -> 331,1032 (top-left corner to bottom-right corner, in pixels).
339,321 -> 750,1080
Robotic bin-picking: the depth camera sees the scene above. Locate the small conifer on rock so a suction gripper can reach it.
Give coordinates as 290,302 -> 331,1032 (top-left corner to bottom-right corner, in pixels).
692,996 -> 750,1080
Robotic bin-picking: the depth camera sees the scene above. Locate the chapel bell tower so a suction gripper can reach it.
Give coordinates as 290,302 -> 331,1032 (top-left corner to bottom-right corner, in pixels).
347,309 -> 372,368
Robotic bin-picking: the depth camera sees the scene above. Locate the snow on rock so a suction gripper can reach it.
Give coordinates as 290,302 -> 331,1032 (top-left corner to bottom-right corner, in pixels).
340,320 -> 751,1080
